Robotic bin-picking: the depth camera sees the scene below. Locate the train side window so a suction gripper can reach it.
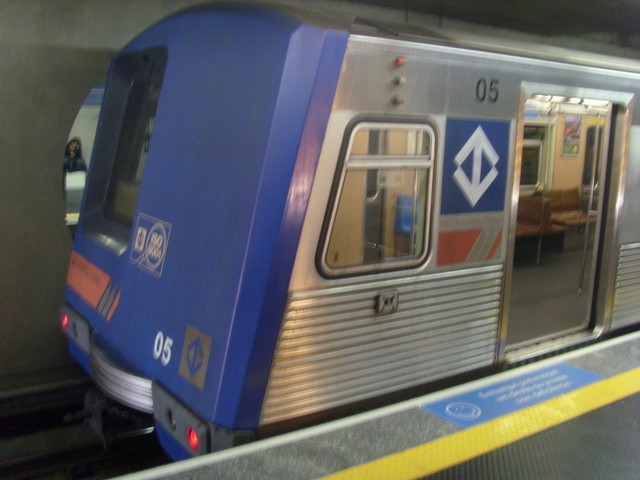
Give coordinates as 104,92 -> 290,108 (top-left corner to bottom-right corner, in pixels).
520,126 -> 545,191
320,122 -> 435,276
521,140 -> 543,188
83,48 -> 166,252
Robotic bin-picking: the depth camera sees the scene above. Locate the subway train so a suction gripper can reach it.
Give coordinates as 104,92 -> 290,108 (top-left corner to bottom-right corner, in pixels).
60,2 -> 640,460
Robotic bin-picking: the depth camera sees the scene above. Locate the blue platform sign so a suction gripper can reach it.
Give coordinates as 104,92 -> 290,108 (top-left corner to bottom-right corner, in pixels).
422,364 -> 603,428
441,118 -> 510,214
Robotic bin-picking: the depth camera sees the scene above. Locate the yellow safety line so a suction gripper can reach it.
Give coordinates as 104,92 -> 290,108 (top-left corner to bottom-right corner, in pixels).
322,367 -> 640,480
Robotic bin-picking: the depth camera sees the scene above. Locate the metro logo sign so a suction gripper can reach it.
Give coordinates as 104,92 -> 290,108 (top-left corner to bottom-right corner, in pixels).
442,118 -> 509,214
453,126 -> 500,207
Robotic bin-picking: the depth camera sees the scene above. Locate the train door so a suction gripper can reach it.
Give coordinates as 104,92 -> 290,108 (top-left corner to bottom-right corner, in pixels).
506,93 -> 612,350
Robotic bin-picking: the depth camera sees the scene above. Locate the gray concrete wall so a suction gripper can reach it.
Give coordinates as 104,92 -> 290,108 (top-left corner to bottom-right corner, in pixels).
0,0 -> 204,392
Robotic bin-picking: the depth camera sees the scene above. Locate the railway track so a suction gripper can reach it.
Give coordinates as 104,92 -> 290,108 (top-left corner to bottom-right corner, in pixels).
0,386 -> 168,479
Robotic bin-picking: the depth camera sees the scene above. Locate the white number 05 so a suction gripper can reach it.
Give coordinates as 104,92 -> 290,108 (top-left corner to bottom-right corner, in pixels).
153,331 -> 173,366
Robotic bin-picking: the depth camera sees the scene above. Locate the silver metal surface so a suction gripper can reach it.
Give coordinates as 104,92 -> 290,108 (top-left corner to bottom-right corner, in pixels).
90,345 -> 153,414
618,126 -> 640,244
334,36 -> 640,121
594,108 -> 634,334
285,30 -> 640,415
260,266 -> 502,426
611,243 -> 640,330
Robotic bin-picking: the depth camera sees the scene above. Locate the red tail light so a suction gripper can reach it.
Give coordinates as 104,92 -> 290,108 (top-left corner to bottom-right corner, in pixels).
187,427 -> 199,451
61,313 -> 70,329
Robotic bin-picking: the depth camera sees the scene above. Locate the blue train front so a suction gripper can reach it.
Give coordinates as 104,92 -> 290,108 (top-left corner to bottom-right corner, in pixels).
61,1 -> 640,462
61,4 -> 348,459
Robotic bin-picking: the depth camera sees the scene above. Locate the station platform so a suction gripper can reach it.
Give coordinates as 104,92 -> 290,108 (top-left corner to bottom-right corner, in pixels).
121,330 -> 640,480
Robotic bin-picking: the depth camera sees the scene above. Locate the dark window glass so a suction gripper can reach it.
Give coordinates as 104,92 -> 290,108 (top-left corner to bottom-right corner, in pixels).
521,143 -> 542,187
104,53 -> 164,226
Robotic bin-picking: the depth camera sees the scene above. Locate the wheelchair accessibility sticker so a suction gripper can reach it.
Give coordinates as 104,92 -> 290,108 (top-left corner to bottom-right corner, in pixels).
441,118 -> 509,214
130,213 -> 172,277
422,364 -> 603,428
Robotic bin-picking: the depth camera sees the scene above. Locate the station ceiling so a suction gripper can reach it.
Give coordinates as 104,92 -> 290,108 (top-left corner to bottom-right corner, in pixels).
350,0 -> 640,49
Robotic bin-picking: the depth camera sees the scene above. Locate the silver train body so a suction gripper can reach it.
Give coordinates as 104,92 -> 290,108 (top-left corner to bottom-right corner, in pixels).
264,31 -> 640,426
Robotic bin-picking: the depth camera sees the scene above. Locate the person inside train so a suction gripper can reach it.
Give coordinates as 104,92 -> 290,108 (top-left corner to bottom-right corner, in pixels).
63,136 -> 87,173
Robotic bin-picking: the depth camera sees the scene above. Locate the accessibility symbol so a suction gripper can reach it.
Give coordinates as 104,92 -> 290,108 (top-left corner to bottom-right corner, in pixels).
453,126 -> 499,207
179,325 -> 212,389
445,402 -> 482,420
441,118 -> 509,214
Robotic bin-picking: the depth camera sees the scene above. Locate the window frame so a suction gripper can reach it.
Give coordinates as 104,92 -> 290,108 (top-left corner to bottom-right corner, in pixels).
317,117 -> 437,278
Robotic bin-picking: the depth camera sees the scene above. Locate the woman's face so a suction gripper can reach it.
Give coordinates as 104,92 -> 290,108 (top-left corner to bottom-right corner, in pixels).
68,141 -> 79,156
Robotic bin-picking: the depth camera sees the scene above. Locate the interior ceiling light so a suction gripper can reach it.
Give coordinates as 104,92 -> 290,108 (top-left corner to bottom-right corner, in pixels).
583,99 -> 610,107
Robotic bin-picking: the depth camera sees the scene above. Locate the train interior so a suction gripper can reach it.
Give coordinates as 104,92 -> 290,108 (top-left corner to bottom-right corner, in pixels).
507,94 -> 611,350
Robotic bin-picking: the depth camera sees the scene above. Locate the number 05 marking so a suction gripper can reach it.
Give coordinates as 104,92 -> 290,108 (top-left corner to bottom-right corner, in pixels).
476,78 -> 500,103
153,331 -> 173,366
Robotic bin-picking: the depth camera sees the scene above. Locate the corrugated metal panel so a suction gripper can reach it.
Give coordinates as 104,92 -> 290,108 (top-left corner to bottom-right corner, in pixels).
259,265 -> 502,426
612,243 -> 640,329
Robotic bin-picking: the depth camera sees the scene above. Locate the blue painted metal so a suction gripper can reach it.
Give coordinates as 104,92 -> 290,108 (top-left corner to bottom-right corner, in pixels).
64,2 -> 348,443
67,340 -> 91,375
